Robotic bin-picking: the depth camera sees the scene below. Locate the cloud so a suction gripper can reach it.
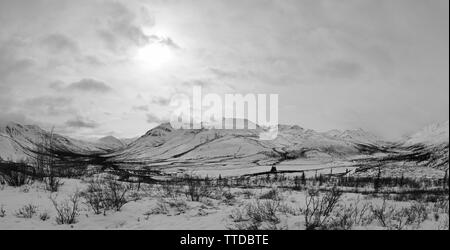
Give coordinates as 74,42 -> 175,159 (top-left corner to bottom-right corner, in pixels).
158,37 -> 180,49
0,42 -> 35,79
51,79 -> 113,93
24,96 -> 71,106
146,113 -> 164,124
132,105 -> 149,112
0,58 -> 34,79
0,0 -> 448,139
23,96 -> 73,116
97,2 -> 179,53
97,2 -> 152,51
82,56 -> 104,67
0,112 -> 32,129
40,33 -> 79,54
317,60 -> 364,79
65,116 -> 98,129
209,68 -> 243,79
151,97 -> 171,106
68,79 -> 113,92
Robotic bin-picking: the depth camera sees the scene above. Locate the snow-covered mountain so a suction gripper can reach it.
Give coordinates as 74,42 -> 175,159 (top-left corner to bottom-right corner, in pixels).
120,137 -> 139,146
97,136 -> 125,150
398,121 -> 449,170
404,121 -> 449,146
323,128 -> 385,145
107,122 -> 385,167
108,123 -> 274,167
3,120 -> 447,170
0,124 -> 51,162
0,123 -> 112,163
0,131 -> 26,162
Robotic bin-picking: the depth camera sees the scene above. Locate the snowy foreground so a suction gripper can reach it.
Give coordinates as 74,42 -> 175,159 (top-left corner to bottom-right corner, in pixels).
0,177 -> 448,230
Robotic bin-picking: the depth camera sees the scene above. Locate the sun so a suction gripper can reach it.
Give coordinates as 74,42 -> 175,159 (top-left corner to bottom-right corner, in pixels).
134,43 -> 174,70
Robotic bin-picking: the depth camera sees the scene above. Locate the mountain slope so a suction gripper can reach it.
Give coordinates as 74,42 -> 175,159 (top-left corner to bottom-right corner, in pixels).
324,128 -> 385,145
0,132 -> 27,162
108,123 -> 273,166
401,121 -> 449,170
107,122 -> 385,168
404,121 -> 449,146
97,136 -> 125,150
0,123 -> 111,163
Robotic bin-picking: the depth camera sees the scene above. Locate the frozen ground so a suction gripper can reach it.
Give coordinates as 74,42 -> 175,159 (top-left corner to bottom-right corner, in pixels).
0,177 -> 448,230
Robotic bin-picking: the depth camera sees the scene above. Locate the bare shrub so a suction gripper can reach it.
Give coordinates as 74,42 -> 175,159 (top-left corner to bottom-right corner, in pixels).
240,190 -> 254,199
259,188 -> 281,200
39,212 -> 51,221
147,201 -> 170,216
326,202 -> 372,230
328,197 -> 373,230
160,181 -> 182,199
166,199 -> 189,214
34,130 -> 63,192
184,177 -> 212,202
303,188 -> 343,230
438,214 -> 449,230
229,208 -> 247,223
51,192 -> 80,225
371,199 -> 396,228
44,176 -> 64,193
371,199 -> 429,230
404,202 -> 428,228
15,204 -> 38,219
1,171 -> 32,187
81,178 -> 107,214
222,191 -> 236,205
102,177 -> 132,211
326,208 -> 355,230
81,176 -> 132,213
146,199 -> 189,217
278,203 -> 300,216
247,200 -> 281,225
0,205 -> 6,218
433,197 -> 449,214
229,200 -> 282,230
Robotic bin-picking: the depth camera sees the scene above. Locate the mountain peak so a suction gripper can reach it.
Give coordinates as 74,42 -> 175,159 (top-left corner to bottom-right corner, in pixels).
324,128 -> 383,145
97,135 -> 125,149
5,123 -> 47,137
145,123 -> 175,137
405,120 -> 449,146
99,135 -> 119,140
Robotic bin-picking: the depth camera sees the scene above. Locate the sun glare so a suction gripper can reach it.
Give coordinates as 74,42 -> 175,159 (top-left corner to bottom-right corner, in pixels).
134,43 -> 174,70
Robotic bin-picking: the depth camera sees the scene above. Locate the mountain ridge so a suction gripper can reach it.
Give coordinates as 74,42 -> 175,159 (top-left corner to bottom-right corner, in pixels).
1,121 -> 448,171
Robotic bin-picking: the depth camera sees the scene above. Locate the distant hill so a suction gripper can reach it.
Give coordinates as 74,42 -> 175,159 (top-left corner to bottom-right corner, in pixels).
401,121 -> 449,170
106,121 -> 387,168
404,121 -> 449,146
324,128 -> 385,145
97,136 -> 125,150
0,123 -> 112,162
2,120 -> 447,172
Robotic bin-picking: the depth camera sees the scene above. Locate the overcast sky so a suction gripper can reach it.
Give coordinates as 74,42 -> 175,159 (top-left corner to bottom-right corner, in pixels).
0,0 -> 448,140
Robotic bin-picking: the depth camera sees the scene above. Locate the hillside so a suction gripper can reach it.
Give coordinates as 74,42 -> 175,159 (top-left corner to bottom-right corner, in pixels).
0,123 -> 112,163
106,122 -> 386,168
